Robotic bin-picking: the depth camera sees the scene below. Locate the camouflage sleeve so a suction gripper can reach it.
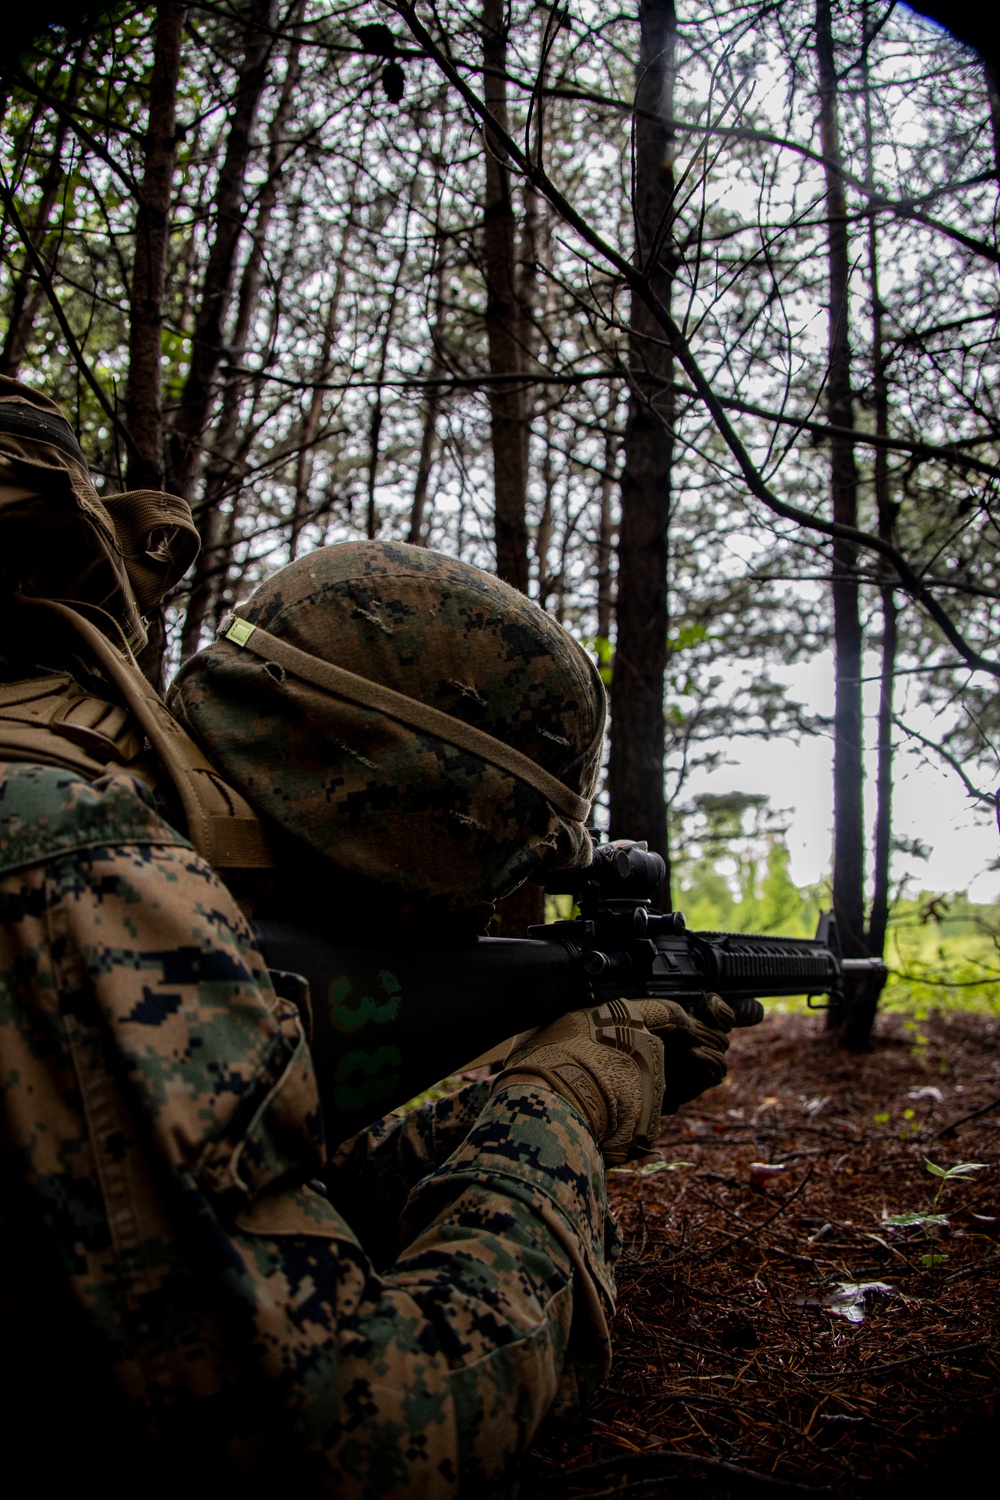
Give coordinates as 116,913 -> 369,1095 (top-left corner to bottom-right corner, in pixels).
0,765 -> 616,1496
325,1081 -> 492,1265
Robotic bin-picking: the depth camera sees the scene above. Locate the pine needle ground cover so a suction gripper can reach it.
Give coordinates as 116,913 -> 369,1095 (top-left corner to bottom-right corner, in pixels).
521,1012 -> 999,1498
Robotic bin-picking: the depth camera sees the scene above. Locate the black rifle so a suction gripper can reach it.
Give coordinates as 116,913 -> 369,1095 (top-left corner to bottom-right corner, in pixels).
257,840 -> 884,1143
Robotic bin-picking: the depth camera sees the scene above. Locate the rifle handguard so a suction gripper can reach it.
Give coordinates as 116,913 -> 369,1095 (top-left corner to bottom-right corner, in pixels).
496,999 -> 665,1165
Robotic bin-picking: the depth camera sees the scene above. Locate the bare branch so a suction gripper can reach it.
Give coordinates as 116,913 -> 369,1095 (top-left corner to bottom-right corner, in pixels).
393,1 -> 1000,679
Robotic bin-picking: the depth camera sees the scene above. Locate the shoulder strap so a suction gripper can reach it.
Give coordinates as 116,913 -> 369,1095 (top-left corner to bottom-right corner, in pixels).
13,596 -> 274,871
0,674 -> 144,777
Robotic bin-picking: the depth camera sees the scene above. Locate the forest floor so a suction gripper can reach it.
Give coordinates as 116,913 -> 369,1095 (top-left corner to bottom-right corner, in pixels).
520,1010 -> 1000,1499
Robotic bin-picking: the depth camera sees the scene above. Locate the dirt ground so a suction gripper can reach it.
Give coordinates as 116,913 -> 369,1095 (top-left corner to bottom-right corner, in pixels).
520,1010 -> 1000,1499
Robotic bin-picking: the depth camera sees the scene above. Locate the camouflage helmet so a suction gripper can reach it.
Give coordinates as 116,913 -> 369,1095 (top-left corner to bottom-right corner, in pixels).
168,541 -> 606,915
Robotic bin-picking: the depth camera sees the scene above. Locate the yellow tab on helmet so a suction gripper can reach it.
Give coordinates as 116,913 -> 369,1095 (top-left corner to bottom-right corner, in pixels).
225,617 -> 257,648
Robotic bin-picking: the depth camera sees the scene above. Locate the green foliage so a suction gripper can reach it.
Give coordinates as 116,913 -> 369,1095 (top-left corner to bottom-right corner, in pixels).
582,635 -> 614,685
678,834 -> 823,938
672,795 -> 1000,1013
673,794 -> 822,940
882,1159 -> 989,1271
878,895 -> 1000,1013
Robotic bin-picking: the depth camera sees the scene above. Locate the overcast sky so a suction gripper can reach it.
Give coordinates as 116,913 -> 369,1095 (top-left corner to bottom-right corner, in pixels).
682,650 -> 1000,904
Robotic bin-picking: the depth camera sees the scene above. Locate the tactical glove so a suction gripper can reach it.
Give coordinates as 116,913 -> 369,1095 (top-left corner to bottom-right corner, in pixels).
496,993 -> 739,1164
631,994 -> 736,1113
496,1000 -> 664,1165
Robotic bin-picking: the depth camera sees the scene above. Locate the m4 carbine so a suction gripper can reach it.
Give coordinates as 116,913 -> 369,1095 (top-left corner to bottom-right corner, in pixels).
257,840 -> 885,1144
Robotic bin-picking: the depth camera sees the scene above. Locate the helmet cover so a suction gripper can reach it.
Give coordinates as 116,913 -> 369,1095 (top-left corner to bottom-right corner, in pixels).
168,541 -> 606,914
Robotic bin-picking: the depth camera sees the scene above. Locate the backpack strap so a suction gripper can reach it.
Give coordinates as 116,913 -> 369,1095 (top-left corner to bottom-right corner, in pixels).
0,674 -> 145,777
13,596 -> 274,871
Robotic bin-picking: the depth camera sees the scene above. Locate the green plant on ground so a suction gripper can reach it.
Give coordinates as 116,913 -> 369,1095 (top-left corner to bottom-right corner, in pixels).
883,1159 -> 990,1267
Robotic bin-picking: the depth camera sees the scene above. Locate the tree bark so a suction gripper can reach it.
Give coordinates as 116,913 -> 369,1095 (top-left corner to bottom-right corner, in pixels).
407,247 -> 447,547
986,60 -> 1000,199
366,221 -> 411,541
607,0 -> 676,897
289,156 -> 364,560
407,381 -> 443,547
817,0 -> 867,1037
124,0 -> 184,493
482,0 -> 530,592
179,6 -> 303,657
597,418 -> 619,643
850,13 -> 895,1047
166,0 -> 275,502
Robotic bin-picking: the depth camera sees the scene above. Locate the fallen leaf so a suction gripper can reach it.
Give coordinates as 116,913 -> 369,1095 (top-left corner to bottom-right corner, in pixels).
609,1159 -> 695,1177
819,1281 -> 895,1324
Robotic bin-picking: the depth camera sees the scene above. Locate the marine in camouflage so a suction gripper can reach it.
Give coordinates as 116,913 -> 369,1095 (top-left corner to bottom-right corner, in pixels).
168,542 -> 606,918
0,760 -> 617,1496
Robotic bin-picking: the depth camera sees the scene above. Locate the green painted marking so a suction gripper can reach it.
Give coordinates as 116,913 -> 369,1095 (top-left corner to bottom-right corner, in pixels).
329,971 -> 402,1032
333,1046 -> 402,1111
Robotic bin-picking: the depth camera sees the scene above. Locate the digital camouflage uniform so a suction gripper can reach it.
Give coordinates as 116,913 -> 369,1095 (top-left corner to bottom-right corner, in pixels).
0,761 -> 618,1498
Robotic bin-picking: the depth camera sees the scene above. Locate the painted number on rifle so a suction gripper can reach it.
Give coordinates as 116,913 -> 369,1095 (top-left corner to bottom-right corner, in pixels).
333,1046 -> 403,1111
329,969 -> 403,1032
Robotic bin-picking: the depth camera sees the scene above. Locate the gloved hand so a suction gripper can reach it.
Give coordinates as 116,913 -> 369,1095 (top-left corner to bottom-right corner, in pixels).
495,999 -> 664,1165
495,993 -> 741,1163
631,993 -> 737,1113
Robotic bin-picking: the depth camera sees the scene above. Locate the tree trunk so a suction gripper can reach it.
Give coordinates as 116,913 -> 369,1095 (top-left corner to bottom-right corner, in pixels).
407,380 -> 443,547
817,0 -> 867,1038
850,13 -> 896,1048
597,419 -> 619,643
482,0 -> 529,592
535,415 -> 555,611
485,0 -> 542,931
366,220 -> 411,541
290,162 -> 363,560
179,6 -> 303,657
289,291 -> 347,559
166,0 -> 275,502
607,0 -> 676,898
124,0 -> 184,493
986,60 -> 1000,187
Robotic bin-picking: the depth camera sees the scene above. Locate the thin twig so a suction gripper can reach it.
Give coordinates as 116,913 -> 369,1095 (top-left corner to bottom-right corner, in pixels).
935,1095 -> 1000,1139
394,0 -> 1000,681
0,168 -> 135,457
558,1449 -> 838,1496
803,1341 -> 988,1381
692,1168 -> 814,1262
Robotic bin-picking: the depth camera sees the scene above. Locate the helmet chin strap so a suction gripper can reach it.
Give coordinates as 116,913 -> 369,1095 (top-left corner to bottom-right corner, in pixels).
219,612 -> 593,827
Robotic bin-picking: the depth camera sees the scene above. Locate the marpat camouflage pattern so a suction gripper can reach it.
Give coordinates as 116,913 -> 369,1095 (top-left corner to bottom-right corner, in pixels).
168,542 -> 606,916
0,761 -> 617,1496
